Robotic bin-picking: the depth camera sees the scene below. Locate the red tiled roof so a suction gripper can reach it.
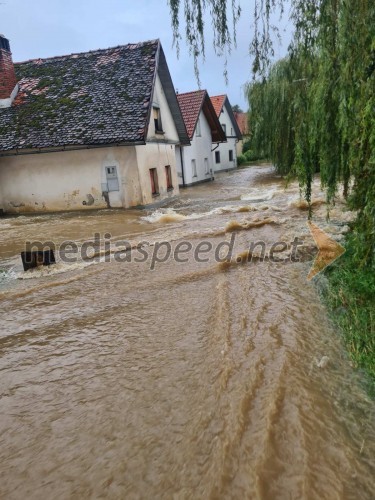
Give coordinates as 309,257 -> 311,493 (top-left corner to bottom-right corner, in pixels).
176,90 -> 205,139
210,94 -> 226,117
234,112 -> 249,135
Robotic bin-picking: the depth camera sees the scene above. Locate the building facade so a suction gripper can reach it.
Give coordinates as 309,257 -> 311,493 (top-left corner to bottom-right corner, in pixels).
175,90 -> 226,186
0,36 -> 189,214
210,95 -> 242,172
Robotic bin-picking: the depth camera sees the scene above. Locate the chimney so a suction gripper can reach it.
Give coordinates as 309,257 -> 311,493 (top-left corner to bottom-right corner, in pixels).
0,34 -> 18,108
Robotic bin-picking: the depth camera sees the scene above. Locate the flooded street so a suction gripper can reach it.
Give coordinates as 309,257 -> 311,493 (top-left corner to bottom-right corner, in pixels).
0,165 -> 374,499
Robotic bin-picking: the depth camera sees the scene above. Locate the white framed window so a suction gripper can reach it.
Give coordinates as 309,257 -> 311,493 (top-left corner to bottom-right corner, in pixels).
192,159 -> 197,177
229,150 -> 234,161
215,151 -> 220,164
221,123 -> 226,135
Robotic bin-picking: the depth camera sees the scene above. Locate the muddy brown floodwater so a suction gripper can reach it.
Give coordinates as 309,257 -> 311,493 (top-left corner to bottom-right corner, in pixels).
0,166 -> 374,499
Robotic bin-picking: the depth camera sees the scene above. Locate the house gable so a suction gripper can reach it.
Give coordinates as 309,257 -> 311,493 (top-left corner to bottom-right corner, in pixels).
155,46 -> 190,146
177,108 -> 215,185
210,94 -> 242,172
211,94 -> 242,140
176,90 -> 226,143
146,73 -> 180,143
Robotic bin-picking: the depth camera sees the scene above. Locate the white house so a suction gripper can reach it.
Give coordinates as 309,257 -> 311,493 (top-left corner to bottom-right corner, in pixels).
210,95 -> 242,172
175,90 -> 226,186
0,35 -> 190,214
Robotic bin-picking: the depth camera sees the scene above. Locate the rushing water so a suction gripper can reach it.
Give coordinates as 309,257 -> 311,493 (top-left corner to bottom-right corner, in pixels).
0,166 -> 374,499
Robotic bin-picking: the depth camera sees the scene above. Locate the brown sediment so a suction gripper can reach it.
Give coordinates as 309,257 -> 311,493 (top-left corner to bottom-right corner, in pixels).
155,213 -> 186,223
291,198 -> 326,210
0,166 -> 373,500
225,217 -> 279,232
233,205 -> 257,213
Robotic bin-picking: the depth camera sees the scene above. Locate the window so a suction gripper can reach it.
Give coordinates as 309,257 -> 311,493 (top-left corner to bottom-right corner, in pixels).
196,119 -> 201,137
149,168 -> 159,195
191,159 -> 197,177
231,127 -> 233,136
221,123 -> 226,135
215,151 -> 220,164
165,165 -> 173,190
105,166 -> 119,192
204,158 -> 209,174
153,106 -> 163,133
229,150 -> 234,161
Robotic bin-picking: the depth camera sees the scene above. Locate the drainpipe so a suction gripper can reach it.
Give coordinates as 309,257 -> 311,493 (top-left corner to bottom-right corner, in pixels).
179,146 -> 186,187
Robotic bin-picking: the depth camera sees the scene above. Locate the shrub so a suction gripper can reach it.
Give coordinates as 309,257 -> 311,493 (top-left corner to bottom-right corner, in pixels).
242,140 -> 252,154
237,154 -> 246,166
243,150 -> 265,162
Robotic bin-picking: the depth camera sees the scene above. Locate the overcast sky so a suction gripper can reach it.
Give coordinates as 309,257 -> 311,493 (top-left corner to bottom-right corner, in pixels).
1,0 -> 291,110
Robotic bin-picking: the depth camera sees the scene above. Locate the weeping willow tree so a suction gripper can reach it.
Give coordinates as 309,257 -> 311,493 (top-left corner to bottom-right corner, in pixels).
167,0 -> 286,80
167,0 -> 375,267
247,0 -> 374,265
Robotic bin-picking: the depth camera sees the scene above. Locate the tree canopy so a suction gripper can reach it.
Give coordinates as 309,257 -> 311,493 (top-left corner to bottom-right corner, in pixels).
232,104 -> 243,113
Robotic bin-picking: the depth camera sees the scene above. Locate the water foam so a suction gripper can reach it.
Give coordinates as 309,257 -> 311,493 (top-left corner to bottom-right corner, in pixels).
140,208 -> 187,223
141,206 -> 258,224
240,189 -> 276,202
16,261 -> 97,280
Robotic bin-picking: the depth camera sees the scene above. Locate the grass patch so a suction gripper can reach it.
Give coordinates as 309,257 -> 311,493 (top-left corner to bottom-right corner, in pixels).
321,244 -> 375,396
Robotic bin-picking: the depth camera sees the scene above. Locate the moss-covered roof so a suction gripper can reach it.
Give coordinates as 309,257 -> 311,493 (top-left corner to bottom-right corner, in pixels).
0,40 -> 160,151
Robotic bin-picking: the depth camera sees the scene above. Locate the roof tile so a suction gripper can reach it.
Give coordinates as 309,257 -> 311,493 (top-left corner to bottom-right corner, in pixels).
176,90 -> 205,140
210,94 -> 226,117
0,40 -> 159,152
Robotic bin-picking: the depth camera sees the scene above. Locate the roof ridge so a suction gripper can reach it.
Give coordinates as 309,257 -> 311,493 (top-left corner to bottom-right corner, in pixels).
176,90 -> 207,140
177,89 -> 205,97
14,39 -> 160,65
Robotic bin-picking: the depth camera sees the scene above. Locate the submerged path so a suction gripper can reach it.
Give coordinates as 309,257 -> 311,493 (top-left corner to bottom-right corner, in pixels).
0,166 -> 374,499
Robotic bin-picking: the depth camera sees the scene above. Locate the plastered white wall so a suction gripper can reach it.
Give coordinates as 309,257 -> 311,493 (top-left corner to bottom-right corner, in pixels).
175,110 -> 214,186
147,73 -> 180,143
136,142 -> 179,205
213,104 -> 238,172
0,146 -> 141,213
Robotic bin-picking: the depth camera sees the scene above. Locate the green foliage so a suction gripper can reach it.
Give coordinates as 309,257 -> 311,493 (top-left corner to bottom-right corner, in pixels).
247,58 -> 301,176
237,154 -> 246,166
322,242 -> 375,395
242,139 -> 251,154
232,104 -> 243,113
246,0 -> 375,266
168,0 -> 241,81
237,150 -> 266,165
243,150 -> 264,162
